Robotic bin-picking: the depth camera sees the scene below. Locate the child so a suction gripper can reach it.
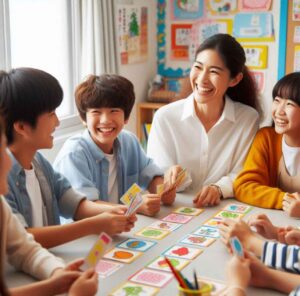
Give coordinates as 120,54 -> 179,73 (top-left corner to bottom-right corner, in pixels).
234,72 -> 300,215
147,34 -> 259,207
54,74 -> 177,217
0,68 -> 136,248
0,117 -> 98,296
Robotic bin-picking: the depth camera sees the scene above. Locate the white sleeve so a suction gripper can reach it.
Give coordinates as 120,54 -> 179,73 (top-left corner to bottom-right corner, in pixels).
3,199 -> 65,279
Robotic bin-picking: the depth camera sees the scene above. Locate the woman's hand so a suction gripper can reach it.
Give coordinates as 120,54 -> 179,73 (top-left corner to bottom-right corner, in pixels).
193,185 -> 221,207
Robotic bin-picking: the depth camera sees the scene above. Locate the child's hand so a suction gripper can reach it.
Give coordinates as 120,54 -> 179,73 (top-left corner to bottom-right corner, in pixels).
284,227 -> 300,245
137,194 -> 161,216
160,186 -> 176,206
193,185 -> 221,207
247,213 -> 279,240
89,212 -> 134,235
226,255 -> 251,289
283,193 -> 300,218
68,268 -> 98,296
103,204 -> 128,215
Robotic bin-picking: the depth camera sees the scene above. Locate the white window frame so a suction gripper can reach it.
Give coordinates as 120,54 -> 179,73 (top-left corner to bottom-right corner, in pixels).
0,0 -> 83,136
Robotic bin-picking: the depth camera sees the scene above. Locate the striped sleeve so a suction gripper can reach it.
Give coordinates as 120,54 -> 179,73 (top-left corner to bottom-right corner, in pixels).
262,241 -> 300,273
290,286 -> 300,296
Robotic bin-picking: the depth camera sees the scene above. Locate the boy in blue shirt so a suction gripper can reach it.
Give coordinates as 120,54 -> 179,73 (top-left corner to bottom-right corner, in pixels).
0,68 -> 136,248
54,74 -> 176,216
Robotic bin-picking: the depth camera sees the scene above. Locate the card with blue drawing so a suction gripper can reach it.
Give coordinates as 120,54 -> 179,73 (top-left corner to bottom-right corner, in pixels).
110,281 -> 159,296
82,232 -> 112,270
192,226 -> 220,238
117,238 -> 157,252
163,245 -> 203,260
230,236 -> 244,258
173,206 -> 204,216
215,210 -> 244,220
148,220 -> 182,231
147,256 -> 190,272
120,183 -> 142,205
223,204 -> 252,214
180,234 -> 216,247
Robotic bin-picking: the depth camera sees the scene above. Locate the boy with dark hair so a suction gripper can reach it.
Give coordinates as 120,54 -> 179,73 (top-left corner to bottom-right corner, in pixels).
54,74 -> 176,216
0,68 -> 136,248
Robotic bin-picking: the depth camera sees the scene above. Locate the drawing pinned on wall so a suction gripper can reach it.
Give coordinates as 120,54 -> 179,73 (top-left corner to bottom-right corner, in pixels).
250,71 -> 265,92
117,5 -> 148,65
293,0 -> 300,21
171,0 -> 204,20
243,45 -> 268,69
238,0 -> 272,11
233,12 -> 274,41
157,0 -> 191,77
207,0 -> 238,15
171,23 -> 192,60
294,46 -> 300,71
294,26 -> 300,43
190,19 -> 233,60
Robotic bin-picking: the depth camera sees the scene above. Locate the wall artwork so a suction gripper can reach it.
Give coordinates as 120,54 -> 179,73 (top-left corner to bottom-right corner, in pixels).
117,5 -> 148,65
171,0 -> 204,20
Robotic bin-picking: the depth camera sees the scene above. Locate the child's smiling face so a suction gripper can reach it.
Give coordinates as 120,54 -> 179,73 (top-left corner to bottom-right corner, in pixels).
85,107 -> 128,154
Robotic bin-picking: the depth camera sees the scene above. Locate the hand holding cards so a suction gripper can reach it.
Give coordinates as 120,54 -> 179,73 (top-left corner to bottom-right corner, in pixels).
120,183 -> 144,216
230,236 -> 244,258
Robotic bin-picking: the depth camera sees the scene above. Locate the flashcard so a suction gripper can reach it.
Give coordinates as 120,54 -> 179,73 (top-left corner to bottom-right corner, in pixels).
103,247 -> 142,264
223,204 -> 252,214
147,256 -> 190,272
163,245 -> 203,260
83,232 -> 112,270
173,207 -> 204,216
126,192 -> 143,216
215,210 -> 244,220
162,213 -> 193,224
148,220 -> 182,231
120,183 -> 142,205
230,236 -> 244,258
110,281 -> 159,296
180,234 -> 216,247
129,268 -> 173,288
197,276 -> 227,296
135,227 -> 171,240
192,226 -> 220,238
203,217 -> 223,228
117,238 -> 157,252
95,260 -> 123,277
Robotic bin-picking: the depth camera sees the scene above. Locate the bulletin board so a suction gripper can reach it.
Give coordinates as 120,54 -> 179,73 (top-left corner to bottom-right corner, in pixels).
282,0 -> 300,75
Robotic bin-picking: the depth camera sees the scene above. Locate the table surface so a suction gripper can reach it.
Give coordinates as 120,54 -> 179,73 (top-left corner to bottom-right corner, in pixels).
5,193 -> 297,295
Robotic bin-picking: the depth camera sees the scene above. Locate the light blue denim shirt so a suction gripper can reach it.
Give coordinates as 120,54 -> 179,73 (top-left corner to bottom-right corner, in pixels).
54,129 -> 163,202
5,151 -> 85,227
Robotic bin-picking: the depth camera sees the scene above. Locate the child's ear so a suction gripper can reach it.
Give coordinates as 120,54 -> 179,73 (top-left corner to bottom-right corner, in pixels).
13,121 -> 29,137
124,119 -> 129,125
229,72 -> 243,88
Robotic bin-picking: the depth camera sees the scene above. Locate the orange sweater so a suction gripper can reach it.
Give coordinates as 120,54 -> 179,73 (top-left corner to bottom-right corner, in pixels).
234,127 -> 284,209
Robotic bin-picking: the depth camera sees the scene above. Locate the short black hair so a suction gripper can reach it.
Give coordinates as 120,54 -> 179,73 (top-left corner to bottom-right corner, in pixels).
272,72 -> 300,105
75,74 -> 135,121
0,67 -> 63,145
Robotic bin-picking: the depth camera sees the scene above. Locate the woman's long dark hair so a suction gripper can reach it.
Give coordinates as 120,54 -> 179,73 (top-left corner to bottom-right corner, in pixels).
0,118 -> 9,296
195,34 -> 259,111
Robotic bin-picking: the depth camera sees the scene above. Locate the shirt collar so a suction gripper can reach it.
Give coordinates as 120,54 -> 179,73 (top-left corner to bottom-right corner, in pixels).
8,149 -> 24,176
82,129 -> 120,162
181,94 -> 236,123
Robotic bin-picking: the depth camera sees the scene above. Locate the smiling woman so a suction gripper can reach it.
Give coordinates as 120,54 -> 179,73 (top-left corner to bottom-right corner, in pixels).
147,33 -> 260,208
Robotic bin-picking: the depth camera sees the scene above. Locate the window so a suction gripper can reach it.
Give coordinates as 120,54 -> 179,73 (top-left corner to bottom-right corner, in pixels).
0,0 -> 81,129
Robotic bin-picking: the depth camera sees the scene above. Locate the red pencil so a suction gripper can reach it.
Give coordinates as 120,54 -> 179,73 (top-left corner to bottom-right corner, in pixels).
164,257 -> 188,289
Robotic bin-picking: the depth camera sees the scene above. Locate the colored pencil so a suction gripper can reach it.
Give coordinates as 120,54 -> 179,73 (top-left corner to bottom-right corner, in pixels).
164,257 -> 188,289
193,270 -> 199,290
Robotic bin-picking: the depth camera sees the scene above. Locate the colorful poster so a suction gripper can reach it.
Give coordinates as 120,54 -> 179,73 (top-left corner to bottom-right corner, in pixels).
117,5 -> 148,64
190,19 -> 233,60
239,0 -> 272,11
171,0 -> 204,20
294,46 -> 300,71
243,45 -> 268,69
233,12 -> 274,41
207,0 -> 237,15
293,0 -> 300,21
294,26 -> 300,43
171,23 -> 192,60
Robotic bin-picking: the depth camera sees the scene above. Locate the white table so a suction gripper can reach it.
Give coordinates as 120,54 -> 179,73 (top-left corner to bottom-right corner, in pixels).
6,193 -> 296,295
